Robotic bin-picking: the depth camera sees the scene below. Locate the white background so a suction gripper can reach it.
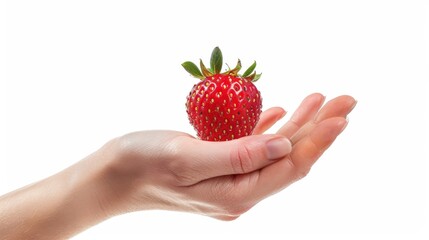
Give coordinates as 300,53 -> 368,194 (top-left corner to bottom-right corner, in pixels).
0,0 -> 428,239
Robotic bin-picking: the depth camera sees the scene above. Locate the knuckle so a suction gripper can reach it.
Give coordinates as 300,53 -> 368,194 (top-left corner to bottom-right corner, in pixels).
286,157 -> 312,181
162,140 -> 201,186
230,142 -> 255,174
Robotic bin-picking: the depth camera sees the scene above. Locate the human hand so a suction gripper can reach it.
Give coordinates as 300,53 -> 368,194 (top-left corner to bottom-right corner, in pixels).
98,93 -> 356,220
0,93 -> 355,239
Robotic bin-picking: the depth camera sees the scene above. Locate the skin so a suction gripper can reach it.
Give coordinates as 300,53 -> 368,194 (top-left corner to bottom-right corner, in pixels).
0,93 -> 356,239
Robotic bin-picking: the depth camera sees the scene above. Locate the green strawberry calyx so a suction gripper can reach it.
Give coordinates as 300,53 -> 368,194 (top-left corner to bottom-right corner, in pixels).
181,47 -> 262,82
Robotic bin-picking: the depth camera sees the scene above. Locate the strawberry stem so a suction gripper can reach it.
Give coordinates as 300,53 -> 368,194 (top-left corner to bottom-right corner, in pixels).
226,59 -> 242,76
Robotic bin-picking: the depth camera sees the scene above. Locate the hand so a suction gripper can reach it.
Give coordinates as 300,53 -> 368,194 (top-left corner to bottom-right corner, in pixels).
100,93 -> 356,220
0,93 -> 356,239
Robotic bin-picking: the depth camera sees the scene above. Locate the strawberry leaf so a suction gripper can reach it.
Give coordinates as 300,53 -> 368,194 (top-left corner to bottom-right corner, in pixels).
210,47 -> 223,74
247,71 -> 256,81
252,73 -> 262,82
200,59 -> 212,77
242,61 -> 256,77
182,61 -> 204,79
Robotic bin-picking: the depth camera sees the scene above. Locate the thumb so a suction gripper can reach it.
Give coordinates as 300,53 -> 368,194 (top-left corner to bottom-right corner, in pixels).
179,134 -> 292,181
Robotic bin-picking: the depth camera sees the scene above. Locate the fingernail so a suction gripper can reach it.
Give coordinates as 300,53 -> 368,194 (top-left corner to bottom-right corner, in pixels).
279,109 -> 287,120
266,137 -> 292,160
321,95 -> 327,104
339,118 -> 349,133
351,100 -> 358,110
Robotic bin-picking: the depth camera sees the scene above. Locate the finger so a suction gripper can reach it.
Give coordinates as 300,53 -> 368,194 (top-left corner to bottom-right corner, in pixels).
290,96 -> 356,144
277,93 -> 325,138
314,95 -> 356,123
252,107 -> 286,135
289,117 -> 348,176
174,134 -> 292,185
182,117 -> 348,215
252,117 -> 348,199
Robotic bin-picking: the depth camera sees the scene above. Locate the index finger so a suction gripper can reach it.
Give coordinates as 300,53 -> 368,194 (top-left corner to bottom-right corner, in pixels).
277,93 -> 325,138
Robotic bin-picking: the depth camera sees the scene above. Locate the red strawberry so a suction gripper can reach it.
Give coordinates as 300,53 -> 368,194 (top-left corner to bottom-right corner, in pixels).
182,47 -> 262,141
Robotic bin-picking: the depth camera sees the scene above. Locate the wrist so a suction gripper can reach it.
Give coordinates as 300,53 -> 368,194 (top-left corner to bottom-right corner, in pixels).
47,138 -> 131,237
49,141 -> 121,236
66,138 -> 128,219
81,137 -> 146,217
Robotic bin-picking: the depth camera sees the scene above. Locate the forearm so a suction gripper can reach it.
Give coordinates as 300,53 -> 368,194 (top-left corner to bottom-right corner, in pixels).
0,143 -> 117,239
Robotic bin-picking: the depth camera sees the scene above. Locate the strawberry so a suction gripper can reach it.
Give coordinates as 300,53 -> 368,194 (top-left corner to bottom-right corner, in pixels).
182,47 -> 262,141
